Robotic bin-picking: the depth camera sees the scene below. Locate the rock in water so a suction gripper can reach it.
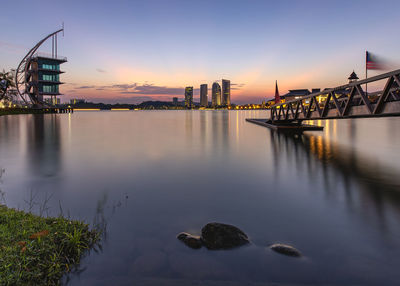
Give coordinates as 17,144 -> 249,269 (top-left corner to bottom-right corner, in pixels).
177,232 -> 190,241
201,222 -> 250,250
270,243 -> 302,257
176,232 -> 203,249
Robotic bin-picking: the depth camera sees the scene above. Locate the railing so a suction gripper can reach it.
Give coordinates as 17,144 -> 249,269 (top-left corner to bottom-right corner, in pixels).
32,52 -> 67,61
270,69 -> 400,122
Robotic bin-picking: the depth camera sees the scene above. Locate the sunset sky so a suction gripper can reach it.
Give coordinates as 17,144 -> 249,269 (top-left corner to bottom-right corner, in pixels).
1,0 -> 400,104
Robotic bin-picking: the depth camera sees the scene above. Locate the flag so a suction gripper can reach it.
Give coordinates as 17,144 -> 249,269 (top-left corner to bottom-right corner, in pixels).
274,80 -> 280,104
366,51 -> 383,70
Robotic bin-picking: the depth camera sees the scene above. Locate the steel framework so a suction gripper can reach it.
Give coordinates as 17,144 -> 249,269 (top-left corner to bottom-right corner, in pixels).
15,29 -> 64,106
270,69 -> 400,122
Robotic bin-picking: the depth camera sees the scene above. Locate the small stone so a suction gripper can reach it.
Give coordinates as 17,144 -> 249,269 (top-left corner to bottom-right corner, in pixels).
270,243 -> 302,257
177,232 -> 202,249
176,232 -> 190,241
201,222 -> 250,250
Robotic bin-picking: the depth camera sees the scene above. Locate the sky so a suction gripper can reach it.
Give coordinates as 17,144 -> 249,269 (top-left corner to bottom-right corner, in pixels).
1,0 -> 400,104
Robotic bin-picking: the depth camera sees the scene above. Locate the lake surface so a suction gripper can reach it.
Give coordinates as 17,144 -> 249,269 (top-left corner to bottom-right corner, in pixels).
1,110 -> 400,285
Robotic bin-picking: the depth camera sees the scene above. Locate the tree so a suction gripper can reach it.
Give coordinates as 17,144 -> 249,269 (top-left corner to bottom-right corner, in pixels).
0,69 -> 15,101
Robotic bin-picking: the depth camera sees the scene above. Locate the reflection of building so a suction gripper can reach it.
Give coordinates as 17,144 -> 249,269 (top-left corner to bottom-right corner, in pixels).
221,79 -> 230,106
212,82 -> 221,107
200,84 -> 208,107
27,114 -> 61,177
185,86 -> 193,109
29,53 -> 67,104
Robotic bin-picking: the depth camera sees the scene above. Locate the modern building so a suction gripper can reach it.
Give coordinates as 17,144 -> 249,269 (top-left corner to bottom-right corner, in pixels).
70,99 -> 86,105
185,86 -> 193,109
29,52 -> 67,104
212,82 -> 221,107
200,84 -> 208,107
283,89 -> 312,101
221,79 -> 231,106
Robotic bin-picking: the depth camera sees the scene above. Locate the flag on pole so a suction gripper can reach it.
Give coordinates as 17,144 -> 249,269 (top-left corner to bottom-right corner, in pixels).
366,51 -> 383,70
274,80 -> 280,104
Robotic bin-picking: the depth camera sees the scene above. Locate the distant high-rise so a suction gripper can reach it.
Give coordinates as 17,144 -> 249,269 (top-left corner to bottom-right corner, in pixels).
221,79 -> 230,106
200,84 -> 208,107
185,86 -> 193,109
212,82 -> 221,107
172,97 -> 178,106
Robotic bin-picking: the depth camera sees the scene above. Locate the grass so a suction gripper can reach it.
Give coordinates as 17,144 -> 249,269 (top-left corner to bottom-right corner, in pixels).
0,204 -> 100,285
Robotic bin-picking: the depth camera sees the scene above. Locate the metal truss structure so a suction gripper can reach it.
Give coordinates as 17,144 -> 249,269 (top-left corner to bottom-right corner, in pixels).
15,29 -> 63,106
270,69 -> 400,123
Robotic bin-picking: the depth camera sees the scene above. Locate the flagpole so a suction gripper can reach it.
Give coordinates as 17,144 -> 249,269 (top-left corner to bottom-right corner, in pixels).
365,50 -> 368,96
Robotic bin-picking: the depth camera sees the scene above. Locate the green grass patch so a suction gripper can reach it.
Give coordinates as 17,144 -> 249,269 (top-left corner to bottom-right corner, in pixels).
0,204 -> 99,285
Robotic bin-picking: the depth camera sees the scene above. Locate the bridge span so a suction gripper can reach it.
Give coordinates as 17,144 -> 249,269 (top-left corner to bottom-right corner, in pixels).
247,69 -> 400,131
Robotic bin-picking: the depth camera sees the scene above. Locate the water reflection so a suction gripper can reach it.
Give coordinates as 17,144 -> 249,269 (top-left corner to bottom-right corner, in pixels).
210,111 -> 230,155
1,112 -> 400,285
27,114 -> 61,177
270,128 -> 400,236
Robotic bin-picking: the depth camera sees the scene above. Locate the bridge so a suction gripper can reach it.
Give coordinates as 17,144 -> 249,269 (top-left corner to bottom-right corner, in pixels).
247,69 -> 400,131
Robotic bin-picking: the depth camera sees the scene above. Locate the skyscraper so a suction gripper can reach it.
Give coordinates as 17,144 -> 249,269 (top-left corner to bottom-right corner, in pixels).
200,84 -> 208,107
185,86 -> 193,109
212,82 -> 221,107
221,79 -> 230,106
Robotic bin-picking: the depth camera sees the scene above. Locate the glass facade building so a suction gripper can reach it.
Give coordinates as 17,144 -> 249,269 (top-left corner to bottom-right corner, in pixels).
29,54 -> 66,104
221,79 -> 231,106
212,82 -> 221,107
200,84 -> 208,107
185,86 -> 193,109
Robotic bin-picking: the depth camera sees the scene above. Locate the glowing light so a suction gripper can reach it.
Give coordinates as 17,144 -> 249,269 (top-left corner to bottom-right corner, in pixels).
74,108 -> 101,111
111,108 -> 130,111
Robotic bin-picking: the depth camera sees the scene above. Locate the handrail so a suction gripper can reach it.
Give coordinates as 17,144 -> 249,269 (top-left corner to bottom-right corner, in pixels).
32,52 -> 67,61
272,68 -> 400,108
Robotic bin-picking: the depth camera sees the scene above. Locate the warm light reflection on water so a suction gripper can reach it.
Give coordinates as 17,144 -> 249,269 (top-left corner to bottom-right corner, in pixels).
0,111 -> 400,285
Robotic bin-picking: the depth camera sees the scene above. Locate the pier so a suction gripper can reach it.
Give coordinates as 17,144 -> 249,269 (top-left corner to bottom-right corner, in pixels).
247,69 -> 400,131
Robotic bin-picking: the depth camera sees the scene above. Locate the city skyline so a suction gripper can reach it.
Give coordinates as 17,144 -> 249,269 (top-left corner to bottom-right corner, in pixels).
1,0 -> 400,104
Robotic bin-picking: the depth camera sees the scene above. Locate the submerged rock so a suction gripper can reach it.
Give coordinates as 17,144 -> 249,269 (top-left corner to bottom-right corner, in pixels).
201,222 -> 250,250
270,243 -> 302,257
177,232 -> 202,249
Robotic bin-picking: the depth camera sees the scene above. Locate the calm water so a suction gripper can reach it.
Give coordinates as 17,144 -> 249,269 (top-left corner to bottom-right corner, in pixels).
1,110 -> 400,285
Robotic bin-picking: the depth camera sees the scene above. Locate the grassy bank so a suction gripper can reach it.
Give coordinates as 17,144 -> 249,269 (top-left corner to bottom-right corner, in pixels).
0,205 -> 99,285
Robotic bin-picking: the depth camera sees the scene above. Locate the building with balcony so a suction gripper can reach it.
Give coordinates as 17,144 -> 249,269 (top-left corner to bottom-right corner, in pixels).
29,52 -> 67,104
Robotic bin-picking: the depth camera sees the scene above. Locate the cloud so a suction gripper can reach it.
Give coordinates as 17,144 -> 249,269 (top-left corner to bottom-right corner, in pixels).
72,82 -> 184,96
120,84 -> 184,95
77,85 -> 96,89
109,83 -> 137,90
63,95 -> 174,104
96,68 -> 107,73
231,83 -> 246,90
